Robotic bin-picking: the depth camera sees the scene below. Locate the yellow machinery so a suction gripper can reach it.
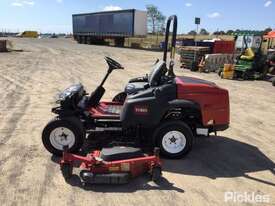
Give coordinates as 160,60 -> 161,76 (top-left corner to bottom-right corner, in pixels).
16,31 -> 38,38
221,64 -> 235,79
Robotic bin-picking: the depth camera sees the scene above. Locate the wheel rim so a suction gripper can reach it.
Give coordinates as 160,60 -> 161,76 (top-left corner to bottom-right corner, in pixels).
162,131 -> 186,154
49,127 -> 76,150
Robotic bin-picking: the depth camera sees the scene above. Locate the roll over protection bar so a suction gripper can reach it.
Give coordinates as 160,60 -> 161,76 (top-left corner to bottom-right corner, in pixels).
163,15 -> 178,77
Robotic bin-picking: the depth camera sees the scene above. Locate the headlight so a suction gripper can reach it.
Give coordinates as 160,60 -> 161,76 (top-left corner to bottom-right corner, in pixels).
56,84 -> 82,102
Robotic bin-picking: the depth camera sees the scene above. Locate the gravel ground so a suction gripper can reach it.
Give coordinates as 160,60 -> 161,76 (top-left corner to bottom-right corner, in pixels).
0,38 -> 274,206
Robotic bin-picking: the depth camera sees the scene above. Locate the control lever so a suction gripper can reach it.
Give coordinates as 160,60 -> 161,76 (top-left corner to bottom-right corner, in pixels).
153,88 -> 161,97
154,58 -> 160,65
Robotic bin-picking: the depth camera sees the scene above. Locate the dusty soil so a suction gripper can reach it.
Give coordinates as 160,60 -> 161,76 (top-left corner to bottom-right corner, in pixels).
0,38 -> 274,206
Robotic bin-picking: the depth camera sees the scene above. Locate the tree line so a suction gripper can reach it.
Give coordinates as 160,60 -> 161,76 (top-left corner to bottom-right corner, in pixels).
187,28 -> 272,36
146,5 -> 273,36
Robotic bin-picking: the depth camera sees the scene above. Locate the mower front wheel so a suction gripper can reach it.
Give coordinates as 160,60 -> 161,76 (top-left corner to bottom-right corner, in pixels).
154,121 -> 193,159
242,71 -> 249,80
42,117 -> 85,156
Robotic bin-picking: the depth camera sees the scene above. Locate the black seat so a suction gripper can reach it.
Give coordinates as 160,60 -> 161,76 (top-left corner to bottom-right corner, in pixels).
124,61 -> 167,95
100,147 -> 144,161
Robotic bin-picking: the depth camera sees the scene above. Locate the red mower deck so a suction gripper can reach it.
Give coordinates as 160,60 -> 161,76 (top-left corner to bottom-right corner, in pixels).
60,146 -> 162,184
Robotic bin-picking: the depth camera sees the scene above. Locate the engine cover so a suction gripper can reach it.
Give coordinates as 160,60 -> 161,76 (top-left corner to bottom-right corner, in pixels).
176,76 -> 230,127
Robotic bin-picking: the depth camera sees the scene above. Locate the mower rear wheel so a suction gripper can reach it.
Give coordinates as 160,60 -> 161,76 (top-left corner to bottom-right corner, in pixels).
154,121 -> 193,159
42,117 -> 85,156
272,78 -> 275,86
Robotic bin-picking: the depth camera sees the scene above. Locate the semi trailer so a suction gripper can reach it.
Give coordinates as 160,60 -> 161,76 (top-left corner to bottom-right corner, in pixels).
72,9 -> 147,47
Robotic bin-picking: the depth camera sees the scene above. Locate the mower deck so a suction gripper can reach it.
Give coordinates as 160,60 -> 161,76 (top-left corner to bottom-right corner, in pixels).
60,146 -> 162,184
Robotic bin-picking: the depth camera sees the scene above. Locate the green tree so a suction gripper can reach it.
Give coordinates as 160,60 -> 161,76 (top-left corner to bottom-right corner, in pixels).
263,27 -> 272,35
213,30 -> 225,35
188,30 -> 197,35
199,28 -> 209,35
146,5 -> 166,34
226,30 -> 234,35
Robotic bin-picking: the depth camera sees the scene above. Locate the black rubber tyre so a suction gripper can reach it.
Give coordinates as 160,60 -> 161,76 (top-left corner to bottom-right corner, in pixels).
218,68 -> 223,77
42,117 -> 85,156
154,121 -> 193,159
79,36 -> 83,44
112,92 -> 127,103
61,163 -> 73,180
272,78 -> 275,87
242,71 -> 249,80
151,167 -> 162,182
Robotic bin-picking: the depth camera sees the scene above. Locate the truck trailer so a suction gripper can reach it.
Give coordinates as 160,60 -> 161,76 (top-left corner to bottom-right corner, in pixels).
72,9 -> 147,47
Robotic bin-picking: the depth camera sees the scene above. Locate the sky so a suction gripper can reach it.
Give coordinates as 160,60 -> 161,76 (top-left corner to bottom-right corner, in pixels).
0,0 -> 274,33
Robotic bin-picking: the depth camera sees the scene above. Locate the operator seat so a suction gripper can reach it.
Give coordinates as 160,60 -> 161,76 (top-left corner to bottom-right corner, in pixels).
124,61 -> 167,95
100,147 -> 144,161
240,48 -> 255,61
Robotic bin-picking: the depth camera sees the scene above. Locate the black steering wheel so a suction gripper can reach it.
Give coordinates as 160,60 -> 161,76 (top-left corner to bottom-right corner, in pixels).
105,56 -> 124,70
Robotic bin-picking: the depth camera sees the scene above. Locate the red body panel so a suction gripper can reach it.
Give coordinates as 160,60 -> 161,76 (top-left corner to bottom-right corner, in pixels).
89,101 -> 122,119
213,40 -> 235,54
176,76 -> 230,126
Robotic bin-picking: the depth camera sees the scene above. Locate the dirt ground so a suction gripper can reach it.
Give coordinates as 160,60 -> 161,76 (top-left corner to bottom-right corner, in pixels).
0,38 -> 274,206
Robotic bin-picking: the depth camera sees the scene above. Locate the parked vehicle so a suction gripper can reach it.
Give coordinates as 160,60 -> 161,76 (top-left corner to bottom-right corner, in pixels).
16,31 -> 38,38
220,34 -> 268,80
72,9 -> 147,47
50,33 -> 58,38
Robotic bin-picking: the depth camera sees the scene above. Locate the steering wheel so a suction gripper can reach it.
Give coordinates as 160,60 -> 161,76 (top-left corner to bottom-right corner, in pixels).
105,56 -> 124,70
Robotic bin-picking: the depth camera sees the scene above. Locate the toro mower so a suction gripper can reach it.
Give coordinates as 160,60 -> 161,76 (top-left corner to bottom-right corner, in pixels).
42,15 -> 230,182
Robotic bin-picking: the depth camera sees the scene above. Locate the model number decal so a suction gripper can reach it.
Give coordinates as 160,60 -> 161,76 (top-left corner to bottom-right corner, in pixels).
134,106 -> 149,115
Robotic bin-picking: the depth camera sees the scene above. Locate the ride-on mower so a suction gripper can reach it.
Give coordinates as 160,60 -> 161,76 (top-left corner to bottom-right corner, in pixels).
220,34 -> 268,80
42,15 -> 230,184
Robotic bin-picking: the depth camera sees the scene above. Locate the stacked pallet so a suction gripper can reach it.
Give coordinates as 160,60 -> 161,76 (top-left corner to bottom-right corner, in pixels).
177,46 -> 210,71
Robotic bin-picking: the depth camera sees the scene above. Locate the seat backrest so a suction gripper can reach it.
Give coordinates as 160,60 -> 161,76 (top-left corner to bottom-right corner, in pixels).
148,61 -> 167,87
240,48 -> 255,61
